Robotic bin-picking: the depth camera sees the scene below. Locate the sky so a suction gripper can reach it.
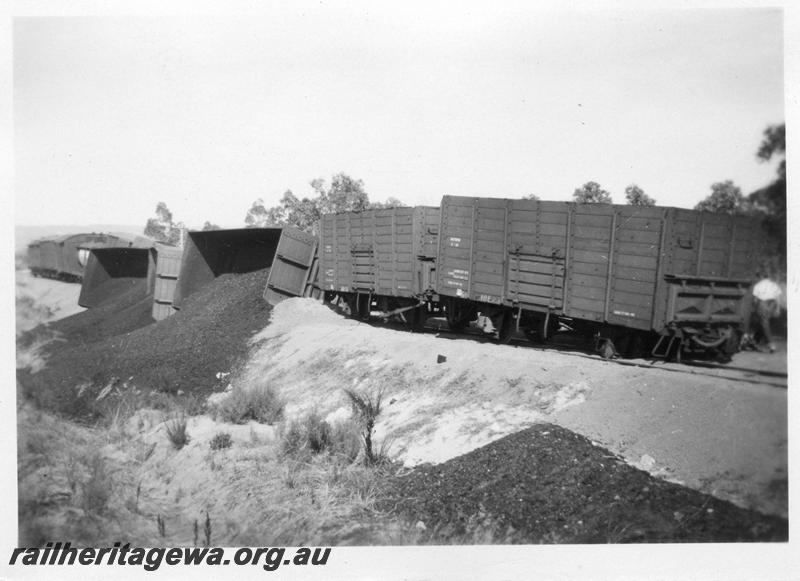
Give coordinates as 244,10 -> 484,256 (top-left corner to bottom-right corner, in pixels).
13,5 -> 786,230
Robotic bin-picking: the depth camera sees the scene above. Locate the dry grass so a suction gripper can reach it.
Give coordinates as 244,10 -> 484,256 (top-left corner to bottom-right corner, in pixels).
164,415 -> 190,450
278,411 -> 361,462
17,393 -> 520,547
209,432 -> 233,451
209,382 -> 285,424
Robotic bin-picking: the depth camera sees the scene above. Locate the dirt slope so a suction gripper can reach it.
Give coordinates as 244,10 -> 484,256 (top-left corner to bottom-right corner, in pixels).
15,289 -> 788,548
17,269 -> 273,420
239,298 -> 788,517
15,270 -> 85,335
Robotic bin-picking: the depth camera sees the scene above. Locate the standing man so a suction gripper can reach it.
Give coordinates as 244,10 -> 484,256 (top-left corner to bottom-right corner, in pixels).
751,274 -> 782,353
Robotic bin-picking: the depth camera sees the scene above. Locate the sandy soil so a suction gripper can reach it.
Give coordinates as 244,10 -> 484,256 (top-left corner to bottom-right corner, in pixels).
15,270 -> 85,335
14,279 -> 788,548
240,298 -> 788,517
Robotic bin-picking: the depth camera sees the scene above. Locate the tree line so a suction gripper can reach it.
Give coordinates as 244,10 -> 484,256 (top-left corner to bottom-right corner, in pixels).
144,123 -> 785,268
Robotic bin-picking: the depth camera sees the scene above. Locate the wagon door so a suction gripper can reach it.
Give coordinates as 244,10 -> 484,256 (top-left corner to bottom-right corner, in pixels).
349,212 -> 376,293
263,227 -> 319,306
152,245 -> 183,320
506,200 -> 568,312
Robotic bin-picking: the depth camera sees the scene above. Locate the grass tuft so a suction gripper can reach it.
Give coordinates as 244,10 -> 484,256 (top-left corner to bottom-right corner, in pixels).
210,383 -> 285,424
343,388 -> 386,465
165,415 -> 190,450
279,411 -> 361,463
209,432 -> 233,451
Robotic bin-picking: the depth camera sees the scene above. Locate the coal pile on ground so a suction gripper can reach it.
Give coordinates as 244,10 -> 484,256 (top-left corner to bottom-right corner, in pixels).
18,269 -> 273,420
22,278 -> 155,348
380,423 -> 787,543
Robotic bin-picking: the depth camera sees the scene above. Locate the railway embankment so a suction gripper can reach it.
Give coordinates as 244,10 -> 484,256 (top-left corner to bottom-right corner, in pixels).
15,276 -> 787,545
241,298 -> 788,519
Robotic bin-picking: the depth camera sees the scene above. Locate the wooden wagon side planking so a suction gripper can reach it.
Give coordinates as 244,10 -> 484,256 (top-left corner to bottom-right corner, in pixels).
318,206 -> 440,324
436,195 -> 768,358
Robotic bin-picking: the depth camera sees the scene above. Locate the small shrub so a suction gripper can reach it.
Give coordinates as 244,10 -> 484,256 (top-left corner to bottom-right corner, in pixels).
165,416 -> 190,450
343,388 -> 384,465
211,384 -> 285,424
279,411 -> 361,462
209,432 -> 233,451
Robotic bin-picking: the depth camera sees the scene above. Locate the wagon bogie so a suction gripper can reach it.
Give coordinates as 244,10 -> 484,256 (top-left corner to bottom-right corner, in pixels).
442,296 -> 478,331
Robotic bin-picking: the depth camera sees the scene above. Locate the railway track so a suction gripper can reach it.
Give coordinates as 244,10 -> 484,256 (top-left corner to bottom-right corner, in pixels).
369,313 -> 789,389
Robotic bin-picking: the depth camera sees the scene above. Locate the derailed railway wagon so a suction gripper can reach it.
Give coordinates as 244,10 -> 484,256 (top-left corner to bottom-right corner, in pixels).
318,206 -> 440,326
27,236 -> 61,278
172,228 -> 285,310
436,196 -> 767,360
28,232 -> 141,282
78,238 -> 180,312
174,226 -> 321,311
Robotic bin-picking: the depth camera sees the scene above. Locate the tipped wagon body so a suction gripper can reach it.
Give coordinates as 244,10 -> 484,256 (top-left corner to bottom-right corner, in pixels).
78,237 -> 168,308
173,226 -> 319,311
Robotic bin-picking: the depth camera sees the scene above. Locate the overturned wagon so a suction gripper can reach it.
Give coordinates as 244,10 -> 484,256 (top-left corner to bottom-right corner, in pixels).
78,237 -> 181,321
436,196 -> 767,360
173,226 -> 319,311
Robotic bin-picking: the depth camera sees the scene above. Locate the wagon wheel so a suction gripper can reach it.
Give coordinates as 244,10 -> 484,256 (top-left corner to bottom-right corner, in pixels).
342,293 -> 370,320
339,294 -> 356,316
355,293 -> 372,321
444,298 -> 476,331
616,332 -> 647,359
523,314 -> 555,344
723,327 -> 743,356
496,308 -> 515,345
402,303 -> 427,332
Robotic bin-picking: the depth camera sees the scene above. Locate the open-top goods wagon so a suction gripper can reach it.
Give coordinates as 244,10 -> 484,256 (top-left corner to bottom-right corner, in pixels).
174,226 -> 320,312
78,237 -> 180,313
318,206 -> 440,326
172,228 -> 284,310
436,195 -> 768,360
